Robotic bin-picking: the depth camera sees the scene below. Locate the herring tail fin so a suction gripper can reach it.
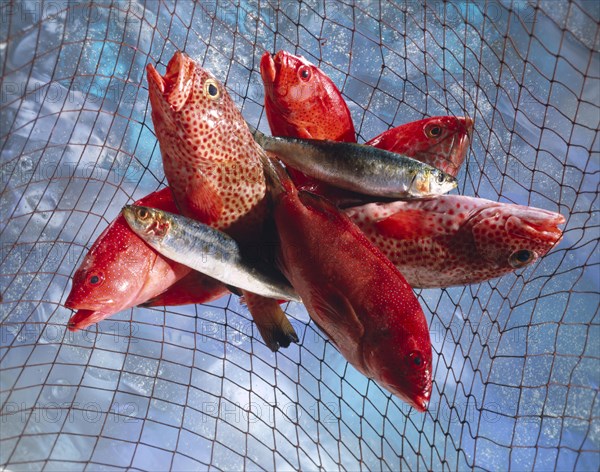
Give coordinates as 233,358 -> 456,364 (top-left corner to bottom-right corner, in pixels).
248,122 -> 296,196
257,146 -> 296,197
246,121 -> 266,146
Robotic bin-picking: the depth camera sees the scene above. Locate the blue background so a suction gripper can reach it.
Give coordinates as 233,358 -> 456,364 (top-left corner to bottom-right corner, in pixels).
0,1 -> 598,470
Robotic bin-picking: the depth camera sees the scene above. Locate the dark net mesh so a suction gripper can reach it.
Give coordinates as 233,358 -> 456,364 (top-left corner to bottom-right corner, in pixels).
1,1 -> 599,470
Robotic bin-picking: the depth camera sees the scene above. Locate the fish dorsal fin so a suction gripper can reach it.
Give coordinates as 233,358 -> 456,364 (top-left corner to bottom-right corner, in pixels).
298,190 -> 347,225
375,209 -> 439,240
309,284 -> 364,359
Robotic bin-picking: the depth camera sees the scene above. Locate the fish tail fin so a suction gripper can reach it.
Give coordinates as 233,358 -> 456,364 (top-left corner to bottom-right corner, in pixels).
243,291 -> 299,352
246,121 -> 264,144
248,123 -> 296,197
257,147 -> 296,197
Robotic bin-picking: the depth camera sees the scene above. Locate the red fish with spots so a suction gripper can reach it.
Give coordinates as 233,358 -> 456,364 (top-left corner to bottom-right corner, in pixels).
263,156 -> 432,411
345,195 -> 565,288
147,52 -> 267,237
65,188 -> 226,331
146,52 -> 297,351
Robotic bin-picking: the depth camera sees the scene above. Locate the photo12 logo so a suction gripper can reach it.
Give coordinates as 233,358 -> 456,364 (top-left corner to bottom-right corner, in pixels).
200,399 -> 339,425
425,1 -> 537,27
0,321 -> 139,346
0,2 -> 143,26
2,401 -> 140,424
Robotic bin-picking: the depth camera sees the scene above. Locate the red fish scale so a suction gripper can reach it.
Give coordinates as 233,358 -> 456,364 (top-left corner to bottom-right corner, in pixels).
142,268 -> 229,307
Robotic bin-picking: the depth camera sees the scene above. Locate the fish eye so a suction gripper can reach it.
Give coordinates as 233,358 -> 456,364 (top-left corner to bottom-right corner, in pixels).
298,65 -> 311,81
408,351 -> 425,369
425,124 -> 443,138
436,172 -> 446,184
87,272 -> 104,286
509,249 -> 536,268
203,79 -> 220,99
137,208 -> 149,220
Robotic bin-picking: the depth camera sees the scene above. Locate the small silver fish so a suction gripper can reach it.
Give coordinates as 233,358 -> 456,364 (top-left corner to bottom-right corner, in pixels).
122,205 -> 301,303
251,127 -> 457,198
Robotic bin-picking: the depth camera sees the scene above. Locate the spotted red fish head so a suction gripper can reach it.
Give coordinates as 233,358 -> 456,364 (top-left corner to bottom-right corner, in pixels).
468,204 -> 565,270
146,52 -> 266,231
147,51 -> 231,129
368,116 -> 474,177
363,321 -> 433,412
64,218 -> 155,331
260,51 -> 356,141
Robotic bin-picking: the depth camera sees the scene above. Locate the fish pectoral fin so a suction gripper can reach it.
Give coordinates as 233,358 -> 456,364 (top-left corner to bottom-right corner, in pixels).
296,126 -> 313,140
243,292 -> 299,352
181,173 -> 224,224
309,284 -> 365,349
375,209 -> 438,240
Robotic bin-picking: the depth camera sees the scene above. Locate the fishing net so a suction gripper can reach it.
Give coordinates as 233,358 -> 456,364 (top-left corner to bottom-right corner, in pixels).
1,0 -> 598,470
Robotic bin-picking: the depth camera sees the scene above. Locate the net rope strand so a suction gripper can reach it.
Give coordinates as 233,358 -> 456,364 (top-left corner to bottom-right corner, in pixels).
0,0 -> 598,471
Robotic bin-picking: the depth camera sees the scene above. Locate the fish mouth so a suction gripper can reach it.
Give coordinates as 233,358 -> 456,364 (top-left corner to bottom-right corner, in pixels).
385,381 -> 432,412
261,51 -> 293,113
446,175 -> 459,192
412,372 -> 433,412
376,363 -> 433,412
64,294 -> 77,310
260,51 -> 277,85
63,293 -> 93,311
146,62 -> 165,94
442,116 -> 473,176
457,116 -> 474,144
67,309 -> 110,332
64,292 -> 115,315
164,51 -> 193,95
456,116 -> 474,149
273,50 -> 290,80
507,210 -> 565,245
459,116 -> 474,137
412,394 -> 430,413
146,51 -> 195,112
